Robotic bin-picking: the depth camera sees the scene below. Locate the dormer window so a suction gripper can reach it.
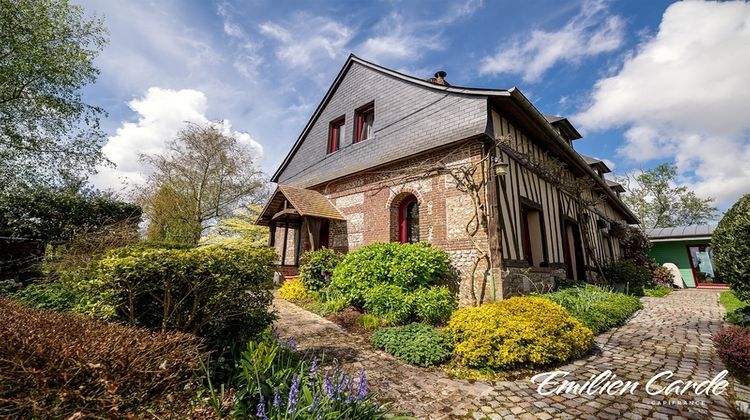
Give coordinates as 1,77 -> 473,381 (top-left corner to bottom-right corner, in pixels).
354,103 -> 374,143
328,116 -> 345,154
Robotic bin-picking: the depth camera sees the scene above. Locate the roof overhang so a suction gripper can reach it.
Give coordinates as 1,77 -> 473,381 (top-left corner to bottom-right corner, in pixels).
256,185 -> 346,226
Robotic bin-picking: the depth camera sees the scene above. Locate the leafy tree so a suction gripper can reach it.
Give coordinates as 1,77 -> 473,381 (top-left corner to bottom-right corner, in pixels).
0,185 -> 141,243
207,204 -> 269,246
712,194 -> 750,301
1,0 -> 109,188
616,163 -> 717,228
139,122 -> 267,244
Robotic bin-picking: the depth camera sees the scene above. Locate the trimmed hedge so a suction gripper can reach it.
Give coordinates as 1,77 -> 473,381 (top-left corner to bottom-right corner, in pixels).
446,297 -> 593,369
542,285 -> 642,335
713,194 -> 750,301
330,242 -> 451,307
0,298 -> 206,417
94,242 -> 276,345
371,323 -> 451,367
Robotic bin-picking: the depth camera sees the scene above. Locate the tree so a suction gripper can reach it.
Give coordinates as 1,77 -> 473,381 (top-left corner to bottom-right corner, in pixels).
616,163 -> 718,229
1,0 -> 109,189
712,194 -> 750,301
140,122 -> 267,244
203,204 -> 269,246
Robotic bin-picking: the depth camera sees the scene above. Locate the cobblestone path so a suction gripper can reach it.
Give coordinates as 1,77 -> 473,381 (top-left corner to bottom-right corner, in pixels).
273,290 -> 750,419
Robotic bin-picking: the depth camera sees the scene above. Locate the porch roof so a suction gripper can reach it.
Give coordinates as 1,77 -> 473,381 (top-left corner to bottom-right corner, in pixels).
646,224 -> 716,242
256,185 -> 346,226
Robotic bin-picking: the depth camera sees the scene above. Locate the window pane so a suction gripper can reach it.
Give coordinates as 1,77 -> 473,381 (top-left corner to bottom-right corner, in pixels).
363,110 -> 374,140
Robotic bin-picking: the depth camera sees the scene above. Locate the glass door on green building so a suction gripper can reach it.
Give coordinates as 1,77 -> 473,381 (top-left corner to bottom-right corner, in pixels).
686,245 -> 723,285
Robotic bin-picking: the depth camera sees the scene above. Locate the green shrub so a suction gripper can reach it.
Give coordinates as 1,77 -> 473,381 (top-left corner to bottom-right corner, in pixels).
299,248 -> 343,291
331,242 -> 451,306
554,277 -> 585,290
643,285 -> 672,297
0,298 -> 205,418
94,243 -> 276,346
542,285 -> 642,335
364,284 -> 414,325
603,259 -> 651,296
371,323 -> 451,367
713,194 -> 750,301
12,282 -> 78,312
215,330 -> 386,418
412,286 -> 457,325
446,297 -> 593,370
325,298 -> 348,314
726,307 -> 750,328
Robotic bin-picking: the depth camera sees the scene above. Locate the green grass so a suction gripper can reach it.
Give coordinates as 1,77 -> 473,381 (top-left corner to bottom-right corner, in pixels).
720,290 -> 749,313
643,285 -> 673,297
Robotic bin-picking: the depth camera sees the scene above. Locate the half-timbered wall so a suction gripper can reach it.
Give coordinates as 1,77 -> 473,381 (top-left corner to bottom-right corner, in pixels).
491,110 -> 625,276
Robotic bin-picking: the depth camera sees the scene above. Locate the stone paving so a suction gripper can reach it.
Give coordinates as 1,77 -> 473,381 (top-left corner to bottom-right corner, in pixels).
273,290 -> 750,419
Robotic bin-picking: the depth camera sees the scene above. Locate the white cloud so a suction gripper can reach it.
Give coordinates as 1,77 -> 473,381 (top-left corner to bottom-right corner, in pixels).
479,0 -> 624,82
217,2 -> 264,79
259,14 -> 353,69
575,1 -> 750,205
91,87 -> 263,190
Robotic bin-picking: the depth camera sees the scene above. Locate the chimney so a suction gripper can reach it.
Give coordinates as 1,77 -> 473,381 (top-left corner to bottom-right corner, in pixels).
433,70 -> 447,85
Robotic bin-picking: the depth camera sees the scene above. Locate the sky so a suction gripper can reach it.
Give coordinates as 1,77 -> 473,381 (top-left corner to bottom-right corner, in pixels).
78,0 -> 750,209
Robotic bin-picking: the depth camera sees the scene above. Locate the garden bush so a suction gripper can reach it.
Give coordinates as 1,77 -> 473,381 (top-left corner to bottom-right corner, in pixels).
713,326 -> 750,377
279,278 -> 313,303
713,194 -> 750,301
331,242 -> 451,306
643,285 -> 672,297
412,286 -> 457,325
542,285 -> 642,335
603,259 -> 651,296
213,330 -> 386,418
726,306 -> 750,328
94,243 -> 276,346
651,266 -> 675,287
11,281 -> 79,312
446,297 -> 593,370
364,284 -> 414,325
299,248 -> 343,291
371,323 -> 451,367
0,298 -> 206,417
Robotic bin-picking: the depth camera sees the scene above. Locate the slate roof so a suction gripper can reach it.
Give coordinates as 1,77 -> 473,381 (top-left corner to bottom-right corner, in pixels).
256,185 -> 346,226
606,179 -> 626,193
645,224 -> 716,241
269,54 -> 638,224
580,154 -> 612,173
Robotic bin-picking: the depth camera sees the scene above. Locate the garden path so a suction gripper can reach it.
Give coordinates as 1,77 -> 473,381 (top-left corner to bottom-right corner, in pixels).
273,290 -> 750,419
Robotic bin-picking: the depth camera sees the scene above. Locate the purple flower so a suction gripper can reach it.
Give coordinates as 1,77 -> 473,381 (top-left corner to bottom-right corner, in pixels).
356,370 -> 368,402
284,338 -> 297,352
337,373 -> 347,393
309,356 -> 318,379
287,373 -> 300,413
273,388 -> 281,407
256,397 -> 267,420
323,372 -> 334,398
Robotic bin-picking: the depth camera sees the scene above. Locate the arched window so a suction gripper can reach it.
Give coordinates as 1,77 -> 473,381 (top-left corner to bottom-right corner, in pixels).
399,195 -> 420,243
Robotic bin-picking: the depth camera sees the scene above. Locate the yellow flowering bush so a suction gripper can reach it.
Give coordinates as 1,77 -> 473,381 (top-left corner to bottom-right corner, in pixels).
279,278 -> 312,303
445,296 -> 593,369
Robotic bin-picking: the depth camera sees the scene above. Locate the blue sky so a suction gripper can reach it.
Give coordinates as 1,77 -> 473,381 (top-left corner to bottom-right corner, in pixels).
78,0 -> 750,208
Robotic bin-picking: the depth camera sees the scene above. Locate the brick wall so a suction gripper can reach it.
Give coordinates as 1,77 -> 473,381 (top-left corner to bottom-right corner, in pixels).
305,141 -> 497,306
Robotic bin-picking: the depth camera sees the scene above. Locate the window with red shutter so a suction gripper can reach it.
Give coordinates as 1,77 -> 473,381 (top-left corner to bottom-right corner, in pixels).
327,117 -> 345,154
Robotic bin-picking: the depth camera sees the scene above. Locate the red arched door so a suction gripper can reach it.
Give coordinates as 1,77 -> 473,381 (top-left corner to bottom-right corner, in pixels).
398,195 -> 420,243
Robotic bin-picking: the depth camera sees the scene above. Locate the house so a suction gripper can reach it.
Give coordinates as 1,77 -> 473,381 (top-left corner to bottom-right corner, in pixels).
646,224 -> 725,289
257,55 -> 638,305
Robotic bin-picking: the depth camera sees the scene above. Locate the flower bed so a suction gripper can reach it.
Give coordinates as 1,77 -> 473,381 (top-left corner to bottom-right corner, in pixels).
542,285 -> 642,335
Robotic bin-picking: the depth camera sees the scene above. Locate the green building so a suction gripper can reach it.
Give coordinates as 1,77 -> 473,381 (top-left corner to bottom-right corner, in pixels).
646,225 -> 724,288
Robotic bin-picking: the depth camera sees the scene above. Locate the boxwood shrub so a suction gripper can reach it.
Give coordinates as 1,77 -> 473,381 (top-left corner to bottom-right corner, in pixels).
330,242 -> 451,307
542,285 -> 642,335
94,242 -> 276,346
713,194 -> 750,301
446,296 -> 593,370
371,323 -> 451,367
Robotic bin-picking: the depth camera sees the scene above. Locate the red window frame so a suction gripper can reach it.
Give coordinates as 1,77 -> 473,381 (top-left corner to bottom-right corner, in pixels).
354,103 -> 374,143
328,117 -> 345,154
398,195 -> 419,243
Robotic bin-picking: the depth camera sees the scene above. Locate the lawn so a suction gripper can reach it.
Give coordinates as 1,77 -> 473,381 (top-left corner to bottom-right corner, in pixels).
720,290 -> 748,313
